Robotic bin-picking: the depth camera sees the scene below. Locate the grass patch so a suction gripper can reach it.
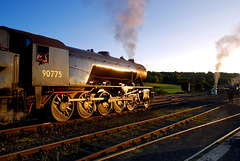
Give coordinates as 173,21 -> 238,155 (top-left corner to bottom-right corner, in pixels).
144,83 -> 185,95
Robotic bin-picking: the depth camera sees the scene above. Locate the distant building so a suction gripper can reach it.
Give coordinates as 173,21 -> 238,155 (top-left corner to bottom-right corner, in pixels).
211,87 -> 217,95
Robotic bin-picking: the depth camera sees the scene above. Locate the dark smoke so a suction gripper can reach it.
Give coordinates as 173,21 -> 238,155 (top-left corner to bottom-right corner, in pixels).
105,0 -> 148,59
214,25 -> 240,85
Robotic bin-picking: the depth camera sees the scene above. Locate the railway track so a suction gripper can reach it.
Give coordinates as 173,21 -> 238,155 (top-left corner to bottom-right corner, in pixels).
0,104 -> 224,160
0,94 -> 231,160
77,105 -> 221,161
0,94 -> 218,134
104,113 -> 240,161
185,126 -> 240,161
0,95 -> 184,135
1,93 -> 204,134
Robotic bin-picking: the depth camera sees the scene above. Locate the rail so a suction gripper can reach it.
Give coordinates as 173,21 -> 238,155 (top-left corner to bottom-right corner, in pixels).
98,114 -> 240,161
185,126 -> 240,161
0,104 -> 217,160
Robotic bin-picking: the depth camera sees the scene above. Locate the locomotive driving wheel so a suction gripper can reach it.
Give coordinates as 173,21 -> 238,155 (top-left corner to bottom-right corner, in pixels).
51,93 -> 74,122
0,117 -> 11,125
113,99 -> 125,113
77,92 -> 94,118
97,92 -> 112,116
126,97 -> 136,111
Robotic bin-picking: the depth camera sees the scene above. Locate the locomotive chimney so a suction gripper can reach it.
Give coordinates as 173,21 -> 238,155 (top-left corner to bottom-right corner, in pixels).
128,59 -> 135,63
98,51 -> 110,56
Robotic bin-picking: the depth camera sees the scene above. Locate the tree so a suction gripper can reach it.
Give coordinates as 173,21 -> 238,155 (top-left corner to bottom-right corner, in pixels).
163,75 -> 170,84
195,82 -> 204,91
153,75 -> 159,83
181,82 -> 189,92
145,71 -> 240,93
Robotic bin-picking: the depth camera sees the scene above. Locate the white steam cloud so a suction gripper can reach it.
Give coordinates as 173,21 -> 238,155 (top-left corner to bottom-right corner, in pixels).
105,0 -> 148,59
214,25 -> 240,85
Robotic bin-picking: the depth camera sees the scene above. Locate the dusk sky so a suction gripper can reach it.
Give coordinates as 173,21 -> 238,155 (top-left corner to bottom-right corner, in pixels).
1,0 -> 240,73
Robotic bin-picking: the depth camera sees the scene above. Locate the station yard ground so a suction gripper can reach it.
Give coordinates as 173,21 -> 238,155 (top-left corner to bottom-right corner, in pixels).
197,128 -> 240,161
112,95 -> 240,161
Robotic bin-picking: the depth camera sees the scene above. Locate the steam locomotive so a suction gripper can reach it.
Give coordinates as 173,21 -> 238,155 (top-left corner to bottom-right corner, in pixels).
0,26 -> 151,125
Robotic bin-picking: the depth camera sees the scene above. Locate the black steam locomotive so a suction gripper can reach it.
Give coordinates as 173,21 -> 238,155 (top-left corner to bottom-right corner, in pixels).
0,26 -> 151,125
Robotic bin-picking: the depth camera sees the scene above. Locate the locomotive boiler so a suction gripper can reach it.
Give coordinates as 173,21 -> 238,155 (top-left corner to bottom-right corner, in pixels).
0,26 -> 151,125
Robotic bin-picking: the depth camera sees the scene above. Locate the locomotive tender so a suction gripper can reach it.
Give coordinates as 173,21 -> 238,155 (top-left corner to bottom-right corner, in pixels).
0,26 -> 151,125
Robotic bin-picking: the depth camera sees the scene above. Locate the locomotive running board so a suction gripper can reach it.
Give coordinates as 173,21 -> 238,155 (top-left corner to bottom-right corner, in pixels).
75,84 -> 152,89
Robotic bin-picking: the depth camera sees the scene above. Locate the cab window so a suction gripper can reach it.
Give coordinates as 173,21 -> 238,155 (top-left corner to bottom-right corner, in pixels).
37,45 -> 49,64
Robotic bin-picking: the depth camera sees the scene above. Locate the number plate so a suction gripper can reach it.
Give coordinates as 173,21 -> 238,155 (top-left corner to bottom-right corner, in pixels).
42,69 -> 63,78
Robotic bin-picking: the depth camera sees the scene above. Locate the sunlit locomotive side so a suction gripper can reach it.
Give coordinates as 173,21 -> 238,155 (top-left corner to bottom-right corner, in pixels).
0,26 -> 151,125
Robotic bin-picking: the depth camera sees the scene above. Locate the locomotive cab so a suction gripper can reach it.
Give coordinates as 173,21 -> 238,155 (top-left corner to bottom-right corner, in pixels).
0,26 -> 69,124
0,27 -> 33,124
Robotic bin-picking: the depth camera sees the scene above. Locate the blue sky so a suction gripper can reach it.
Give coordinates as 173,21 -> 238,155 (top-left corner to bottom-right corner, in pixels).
1,0 -> 240,73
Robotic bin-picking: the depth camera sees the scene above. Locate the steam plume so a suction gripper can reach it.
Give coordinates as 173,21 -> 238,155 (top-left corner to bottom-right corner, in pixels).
107,0 -> 148,59
214,25 -> 240,85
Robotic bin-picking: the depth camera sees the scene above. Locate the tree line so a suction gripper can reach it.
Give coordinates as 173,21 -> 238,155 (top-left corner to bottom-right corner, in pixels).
145,71 -> 240,92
